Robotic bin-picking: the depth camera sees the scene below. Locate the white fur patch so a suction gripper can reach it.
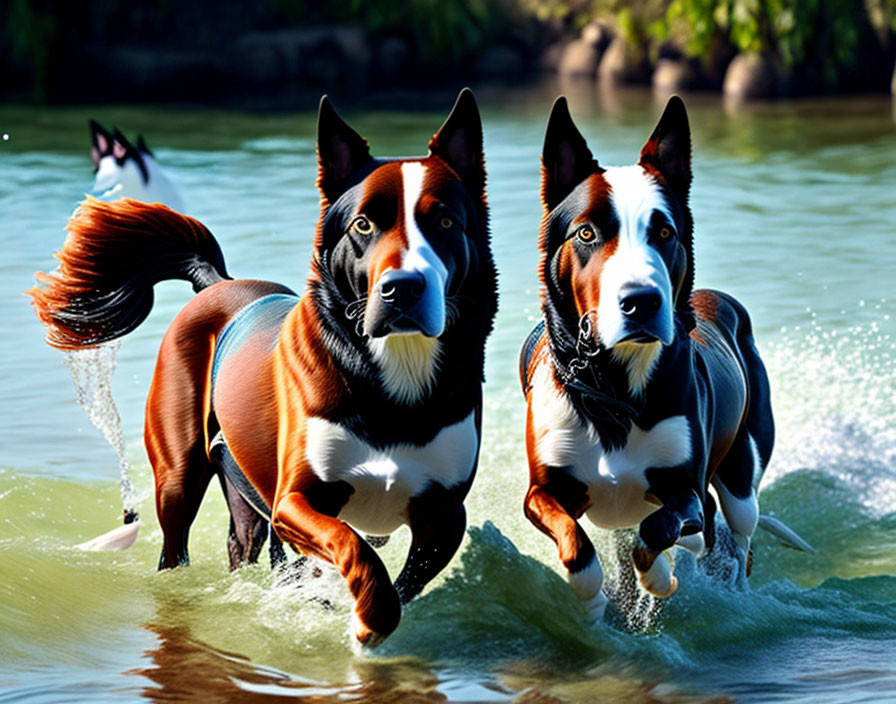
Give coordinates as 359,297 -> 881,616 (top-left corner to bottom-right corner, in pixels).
399,162 -> 448,336
748,433 -> 764,492
530,361 -> 601,470
582,414 -> 692,529
596,165 -> 674,348
637,551 -> 677,597
529,357 -> 692,531
676,531 -> 705,557
568,556 -> 608,622
305,412 -> 478,536
713,477 -> 759,551
567,554 -> 604,601
90,153 -> 185,212
368,334 -> 442,405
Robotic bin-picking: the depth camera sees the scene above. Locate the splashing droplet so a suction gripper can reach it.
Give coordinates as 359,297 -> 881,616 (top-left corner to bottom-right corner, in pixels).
63,341 -> 136,517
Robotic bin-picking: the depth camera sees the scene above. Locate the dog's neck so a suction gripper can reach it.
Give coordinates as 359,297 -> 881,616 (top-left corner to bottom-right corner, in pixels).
544,305 -> 658,451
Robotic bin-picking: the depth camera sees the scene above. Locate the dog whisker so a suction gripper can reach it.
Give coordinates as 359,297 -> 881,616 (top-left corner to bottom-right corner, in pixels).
345,297 -> 367,320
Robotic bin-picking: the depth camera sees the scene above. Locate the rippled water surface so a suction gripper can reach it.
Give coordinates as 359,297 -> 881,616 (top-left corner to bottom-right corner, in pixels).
1,83 -> 895,703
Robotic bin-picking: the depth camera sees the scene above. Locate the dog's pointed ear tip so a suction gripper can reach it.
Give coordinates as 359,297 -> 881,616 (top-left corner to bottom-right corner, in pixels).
318,95 -> 336,120
664,95 -> 689,121
549,95 -> 570,117
450,87 -> 481,123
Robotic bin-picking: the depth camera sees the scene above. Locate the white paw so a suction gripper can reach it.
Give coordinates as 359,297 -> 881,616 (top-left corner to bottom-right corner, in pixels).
583,590 -> 609,624
675,531 -> 705,557
637,552 -> 678,598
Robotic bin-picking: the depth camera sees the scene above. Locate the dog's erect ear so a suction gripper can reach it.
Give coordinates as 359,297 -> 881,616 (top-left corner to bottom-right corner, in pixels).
316,96 -> 372,206
112,128 -> 133,163
89,120 -> 114,170
639,96 -> 692,204
541,97 -> 600,212
641,97 -> 695,331
136,134 -> 153,157
111,128 -> 149,183
428,88 -> 485,197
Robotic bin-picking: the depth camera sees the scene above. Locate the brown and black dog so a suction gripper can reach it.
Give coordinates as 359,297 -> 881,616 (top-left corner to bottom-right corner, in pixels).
520,96 -> 784,621
31,89 -> 497,645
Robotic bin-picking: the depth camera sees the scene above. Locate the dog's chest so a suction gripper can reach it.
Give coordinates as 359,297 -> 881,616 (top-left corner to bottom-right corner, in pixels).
305,412 -> 478,535
530,362 -> 691,529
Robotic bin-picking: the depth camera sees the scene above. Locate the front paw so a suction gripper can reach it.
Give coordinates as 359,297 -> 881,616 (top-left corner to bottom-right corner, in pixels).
583,590 -> 609,623
351,609 -> 390,648
350,581 -> 401,646
634,548 -> 678,598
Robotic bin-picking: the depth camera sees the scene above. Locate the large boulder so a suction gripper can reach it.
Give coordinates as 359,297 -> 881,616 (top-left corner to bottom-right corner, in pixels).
723,52 -> 788,99
652,57 -> 700,92
557,21 -> 613,78
598,35 -> 651,84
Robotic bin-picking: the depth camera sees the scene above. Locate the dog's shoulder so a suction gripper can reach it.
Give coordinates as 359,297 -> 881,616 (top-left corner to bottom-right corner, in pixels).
520,320 -> 550,396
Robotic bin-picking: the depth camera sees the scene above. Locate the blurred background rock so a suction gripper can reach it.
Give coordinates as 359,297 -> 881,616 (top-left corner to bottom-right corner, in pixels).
3,0 -> 895,104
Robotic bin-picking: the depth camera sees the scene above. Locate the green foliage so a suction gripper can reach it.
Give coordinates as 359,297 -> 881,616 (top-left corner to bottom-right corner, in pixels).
344,0 -> 505,62
654,0 -> 886,90
7,0 -> 60,102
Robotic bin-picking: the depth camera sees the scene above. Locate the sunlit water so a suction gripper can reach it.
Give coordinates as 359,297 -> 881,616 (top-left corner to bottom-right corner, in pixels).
1,83 -> 895,703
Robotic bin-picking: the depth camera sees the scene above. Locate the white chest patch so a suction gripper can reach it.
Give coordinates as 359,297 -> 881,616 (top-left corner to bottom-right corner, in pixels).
305,412 -> 478,536
530,360 -> 692,529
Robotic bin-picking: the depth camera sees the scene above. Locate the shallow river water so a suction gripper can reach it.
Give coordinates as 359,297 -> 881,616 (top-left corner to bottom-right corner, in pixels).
1,82 -> 895,703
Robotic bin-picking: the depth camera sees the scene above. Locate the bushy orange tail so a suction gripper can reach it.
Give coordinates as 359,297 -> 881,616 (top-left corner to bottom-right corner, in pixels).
28,197 -> 229,350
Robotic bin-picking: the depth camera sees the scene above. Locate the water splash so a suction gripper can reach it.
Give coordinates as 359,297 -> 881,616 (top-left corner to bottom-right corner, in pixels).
62,341 -> 137,520
762,303 -> 896,516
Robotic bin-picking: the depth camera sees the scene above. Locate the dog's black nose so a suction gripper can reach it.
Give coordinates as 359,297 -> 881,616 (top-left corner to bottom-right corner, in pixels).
379,270 -> 426,307
619,286 -> 662,324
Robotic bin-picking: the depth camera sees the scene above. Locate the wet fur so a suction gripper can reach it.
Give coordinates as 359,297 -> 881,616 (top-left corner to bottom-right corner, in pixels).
31,91 -> 497,646
521,96 -> 774,618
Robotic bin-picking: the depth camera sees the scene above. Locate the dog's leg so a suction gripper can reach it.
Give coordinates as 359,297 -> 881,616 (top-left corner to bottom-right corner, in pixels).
151,438 -> 215,569
145,317 -> 221,570
218,474 -> 268,570
712,431 -> 761,575
269,528 -> 287,567
525,486 -> 607,622
635,489 -> 703,596
394,503 -> 466,604
272,491 -> 401,645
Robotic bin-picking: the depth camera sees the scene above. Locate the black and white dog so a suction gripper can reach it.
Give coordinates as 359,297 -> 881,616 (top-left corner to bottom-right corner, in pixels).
520,96 -> 806,621
89,120 -> 185,211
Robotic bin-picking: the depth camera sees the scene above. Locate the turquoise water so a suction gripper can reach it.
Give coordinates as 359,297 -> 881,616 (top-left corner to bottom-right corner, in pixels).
1,83 -> 895,702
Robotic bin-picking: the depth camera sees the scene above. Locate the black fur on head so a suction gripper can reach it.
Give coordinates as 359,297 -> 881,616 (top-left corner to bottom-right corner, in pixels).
307,90 -> 498,439
639,96 -> 695,330
535,97 -> 700,449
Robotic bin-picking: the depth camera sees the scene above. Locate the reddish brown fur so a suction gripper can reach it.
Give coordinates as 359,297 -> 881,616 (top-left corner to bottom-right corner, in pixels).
29,197 -> 224,349
146,279 -> 293,569
523,338 -> 594,572
34,94 -> 489,644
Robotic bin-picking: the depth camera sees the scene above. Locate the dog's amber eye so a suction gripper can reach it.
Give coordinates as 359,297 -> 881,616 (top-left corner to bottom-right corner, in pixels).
576,224 -> 597,243
349,216 -> 373,236
659,226 -> 673,240
439,216 -> 454,230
